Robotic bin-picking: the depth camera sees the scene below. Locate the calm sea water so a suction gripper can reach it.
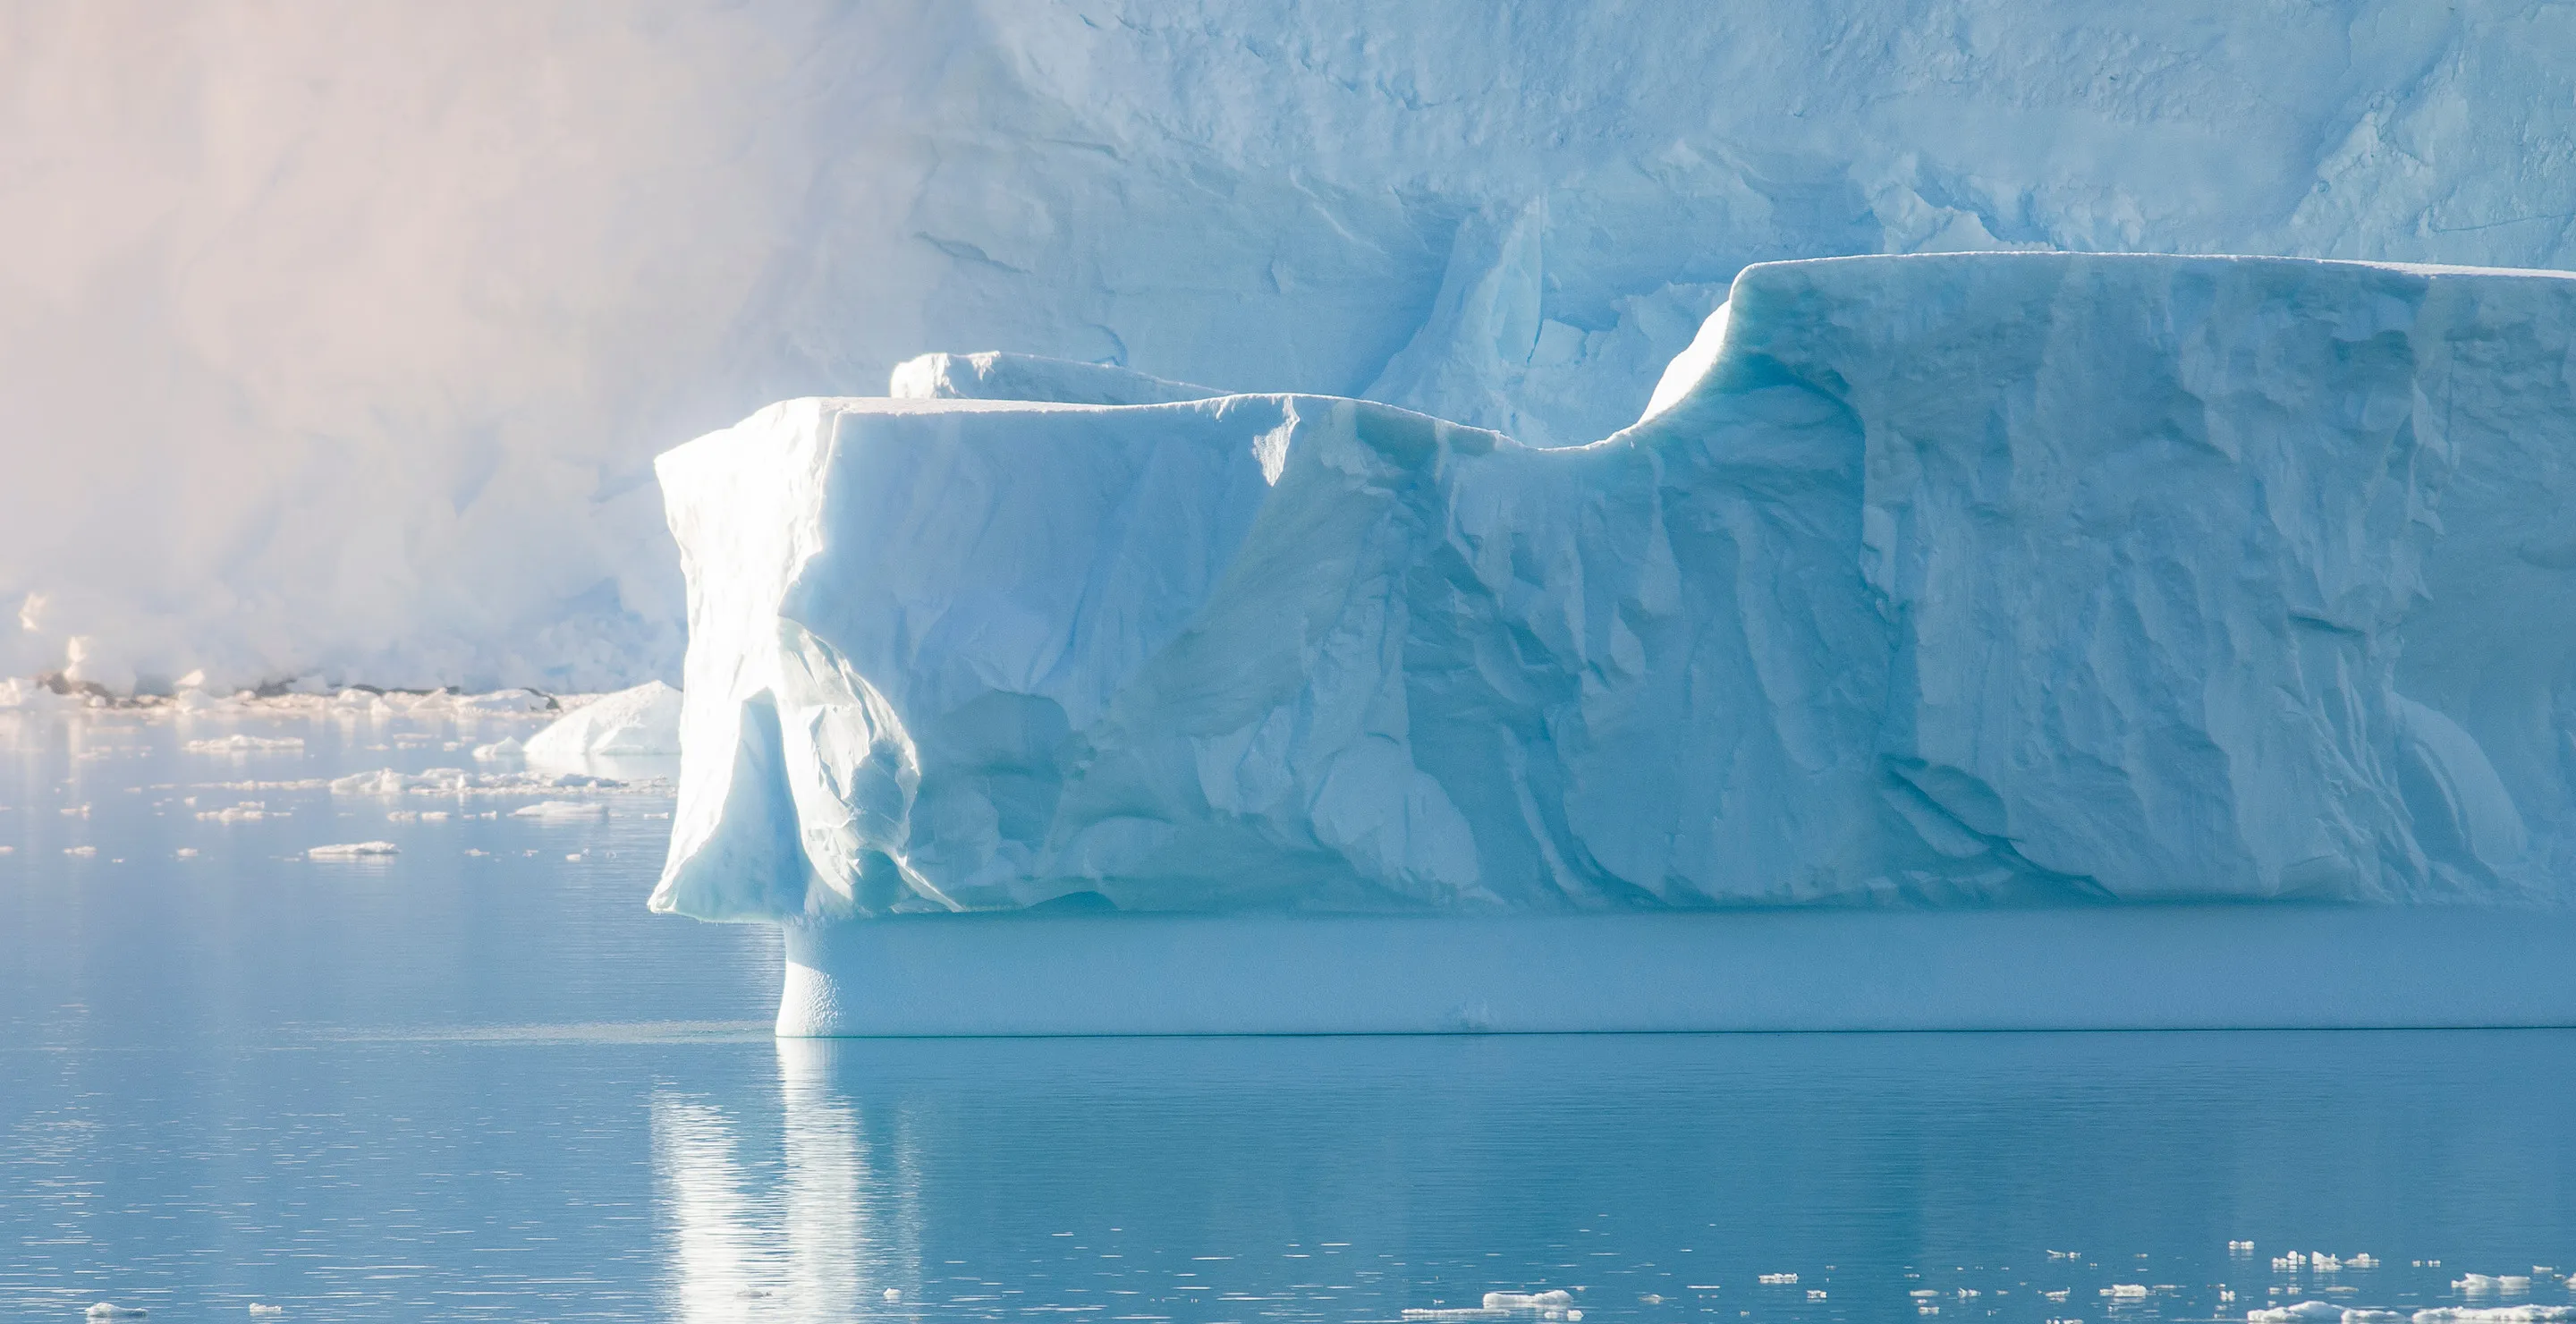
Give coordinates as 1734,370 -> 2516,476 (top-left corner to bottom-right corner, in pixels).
4,703 -> 2574,1323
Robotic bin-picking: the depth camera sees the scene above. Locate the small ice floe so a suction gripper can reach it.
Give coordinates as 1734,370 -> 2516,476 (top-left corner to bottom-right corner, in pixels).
174,847 -> 198,858
183,734 -> 305,754
2246,1304 -> 2405,1322
1402,1290 -> 1580,1321
511,801 -> 606,820
1484,1291 -> 1573,1309
883,1288 -> 902,1303
2106,1284 -> 2148,1298
306,842 -> 398,860
64,844 -> 97,857
470,737 -> 522,761
2281,1252 -> 2314,1270
1638,1294 -> 1664,1306
2235,1242 -> 2260,1253
86,1305 -> 147,1319
1758,1273 -> 1798,1285
62,803 -> 91,817
2350,1256 -> 2380,1269
1806,1289 -> 1828,1301
248,1305 -> 284,1317
2048,1250 -> 2080,1260
2413,1310 -> 2576,1321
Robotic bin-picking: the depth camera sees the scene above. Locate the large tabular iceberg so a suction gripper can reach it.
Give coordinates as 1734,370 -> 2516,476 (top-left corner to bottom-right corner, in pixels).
655,252 -> 2576,1033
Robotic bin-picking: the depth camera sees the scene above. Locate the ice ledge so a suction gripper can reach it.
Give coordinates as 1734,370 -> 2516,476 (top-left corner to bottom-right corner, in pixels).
775,906 -> 2576,1036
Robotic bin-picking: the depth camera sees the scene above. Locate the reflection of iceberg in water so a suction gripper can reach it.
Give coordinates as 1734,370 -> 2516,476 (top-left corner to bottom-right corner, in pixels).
652,1095 -> 772,1320
649,1045 -> 924,1319
643,1032 -> 2576,1320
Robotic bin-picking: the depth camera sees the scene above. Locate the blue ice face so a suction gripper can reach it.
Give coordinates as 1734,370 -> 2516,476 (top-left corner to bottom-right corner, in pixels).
654,256 -> 2576,920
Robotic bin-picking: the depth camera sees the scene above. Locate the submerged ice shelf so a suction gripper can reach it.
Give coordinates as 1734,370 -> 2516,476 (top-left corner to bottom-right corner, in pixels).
650,252 -> 2576,1032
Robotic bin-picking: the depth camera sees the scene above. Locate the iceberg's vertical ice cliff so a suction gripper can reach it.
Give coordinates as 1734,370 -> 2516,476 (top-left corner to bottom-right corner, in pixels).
654,253 -> 2576,921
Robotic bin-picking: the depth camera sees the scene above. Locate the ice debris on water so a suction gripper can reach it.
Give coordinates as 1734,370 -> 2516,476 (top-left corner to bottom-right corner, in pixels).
470,736 -> 523,761
513,801 -> 607,820
247,1306 -> 283,1317
1484,1293 -> 1573,1310
326,767 -> 659,799
182,734 -> 305,754
1402,1289 -> 1581,1321
1757,1274 -> 1798,1285
306,841 -> 398,860
87,1306 -> 146,1320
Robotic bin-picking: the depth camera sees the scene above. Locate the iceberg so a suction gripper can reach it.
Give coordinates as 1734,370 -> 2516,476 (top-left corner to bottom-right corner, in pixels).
653,252 -> 2576,1034
523,680 -> 684,763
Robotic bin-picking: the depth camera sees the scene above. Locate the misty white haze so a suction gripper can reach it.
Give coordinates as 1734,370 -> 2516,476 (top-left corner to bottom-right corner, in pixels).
5,0 -> 2574,693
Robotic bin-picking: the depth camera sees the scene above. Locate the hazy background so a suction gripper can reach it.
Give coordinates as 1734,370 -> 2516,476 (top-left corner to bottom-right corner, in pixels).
5,0 -> 2572,692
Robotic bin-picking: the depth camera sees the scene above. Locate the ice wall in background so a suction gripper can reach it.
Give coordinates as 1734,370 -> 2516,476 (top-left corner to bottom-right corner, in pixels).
5,2 -> 2575,690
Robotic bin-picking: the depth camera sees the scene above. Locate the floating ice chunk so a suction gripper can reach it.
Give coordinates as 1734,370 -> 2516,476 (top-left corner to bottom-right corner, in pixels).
182,734 -> 305,754
1757,1275 -> 1798,1286
470,736 -> 523,761
2234,1242 -> 2259,1253
87,1306 -> 147,1320
2351,1256 -> 2381,1269
307,841 -> 398,859
64,844 -> 97,857
1484,1292 -> 1574,1310
2109,1285 -> 2148,1298
174,848 -> 197,858
513,801 -> 607,820
524,680 -> 681,762
2502,1279 -> 2533,1294
2413,1310 -> 2576,1321
882,1289 -> 901,1303
2460,1277 -> 2503,1294
247,1306 -> 283,1317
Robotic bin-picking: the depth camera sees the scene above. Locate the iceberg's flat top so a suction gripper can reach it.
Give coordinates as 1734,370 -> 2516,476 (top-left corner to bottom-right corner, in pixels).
653,252 -> 2576,922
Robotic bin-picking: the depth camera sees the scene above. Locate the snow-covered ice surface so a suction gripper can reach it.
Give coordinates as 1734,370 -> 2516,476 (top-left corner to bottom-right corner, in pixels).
523,680 -> 685,764
657,254 -> 2576,926
11,4 -> 2576,691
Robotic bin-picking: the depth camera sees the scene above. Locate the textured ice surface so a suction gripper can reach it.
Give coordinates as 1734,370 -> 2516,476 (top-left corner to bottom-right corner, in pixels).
524,681 -> 684,762
653,253 -> 2576,921
11,4 -> 2576,692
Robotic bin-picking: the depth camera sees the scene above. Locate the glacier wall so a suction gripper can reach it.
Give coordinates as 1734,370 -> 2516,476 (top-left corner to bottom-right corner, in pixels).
652,253 -> 2576,918
11,3 -> 2576,692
